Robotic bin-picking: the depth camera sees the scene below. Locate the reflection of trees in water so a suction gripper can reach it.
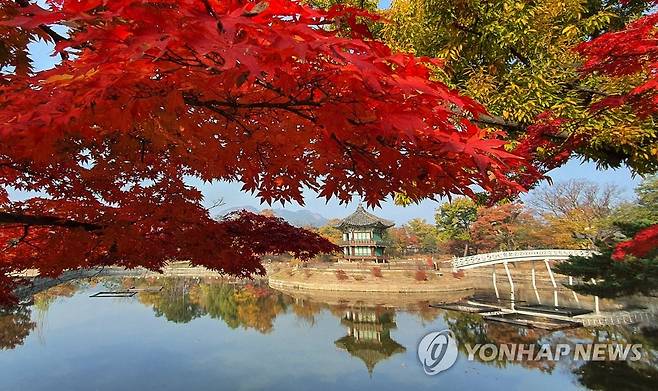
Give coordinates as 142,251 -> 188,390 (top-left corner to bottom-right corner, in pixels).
32,282 -> 83,344
289,298 -> 325,326
194,283 -> 287,333
135,278 -> 288,333
0,306 -> 35,350
576,361 -> 658,391
406,300 -> 442,325
33,283 -> 79,313
0,281 -> 88,350
4,276 -> 656,388
139,279 -> 205,323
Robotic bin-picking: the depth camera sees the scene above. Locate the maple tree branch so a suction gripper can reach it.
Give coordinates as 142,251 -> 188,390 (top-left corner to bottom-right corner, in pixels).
0,212 -> 102,232
199,0 -> 217,19
183,94 -> 319,122
472,113 -> 526,133
509,46 -> 530,67
39,25 -> 67,43
562,81 -> 612,98
13,1 -> 66,43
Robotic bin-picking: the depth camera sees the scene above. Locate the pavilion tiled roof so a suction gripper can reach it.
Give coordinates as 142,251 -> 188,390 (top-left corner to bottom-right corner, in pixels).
335,204 -> 394,229
334,334 -> 406,375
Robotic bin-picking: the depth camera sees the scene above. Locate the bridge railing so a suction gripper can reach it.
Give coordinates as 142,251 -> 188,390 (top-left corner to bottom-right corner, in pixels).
452,249 -> 595,270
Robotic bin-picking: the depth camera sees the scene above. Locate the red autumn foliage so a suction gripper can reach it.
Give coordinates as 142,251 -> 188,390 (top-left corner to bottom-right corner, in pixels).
612,224 -> 658,261
335,269 -> 349,281
452,269 -> 465,279
414,270 -> 427,281
0,0 -> 553,305
371,266 -> 383,278
578,11 -> 658,116
469,202 -> 537,252
577,8 -> 658,264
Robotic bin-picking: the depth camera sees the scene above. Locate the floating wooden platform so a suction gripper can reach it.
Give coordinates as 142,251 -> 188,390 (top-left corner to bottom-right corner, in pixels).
430,299 -> 585,330
483,313 -> 582,330
515,304 -> 592,317
430,302 -> 502,313
89,291 -> 137,298
89,286 -> 163,298
125,286 -> 163,293
469,294 -> 527,304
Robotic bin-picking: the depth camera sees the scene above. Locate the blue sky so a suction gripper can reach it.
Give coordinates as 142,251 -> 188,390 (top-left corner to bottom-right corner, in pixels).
7,1 -> 642,225
195,160 -> 640,224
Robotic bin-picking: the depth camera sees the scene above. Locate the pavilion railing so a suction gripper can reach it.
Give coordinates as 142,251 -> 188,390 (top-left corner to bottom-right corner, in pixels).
340,240 -> 383,246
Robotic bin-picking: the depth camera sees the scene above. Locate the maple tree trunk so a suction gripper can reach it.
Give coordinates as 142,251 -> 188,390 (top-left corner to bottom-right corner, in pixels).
0,212 -> 101,231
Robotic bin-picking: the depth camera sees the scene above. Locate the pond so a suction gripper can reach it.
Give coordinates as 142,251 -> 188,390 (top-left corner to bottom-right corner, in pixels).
1,277 -> 657,391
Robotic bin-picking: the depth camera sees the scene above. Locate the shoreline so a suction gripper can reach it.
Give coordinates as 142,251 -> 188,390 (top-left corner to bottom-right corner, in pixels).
268,276 -> 475,294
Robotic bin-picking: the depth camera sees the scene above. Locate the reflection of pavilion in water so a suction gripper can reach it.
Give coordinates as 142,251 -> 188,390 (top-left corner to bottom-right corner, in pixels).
334,307 -> 406,375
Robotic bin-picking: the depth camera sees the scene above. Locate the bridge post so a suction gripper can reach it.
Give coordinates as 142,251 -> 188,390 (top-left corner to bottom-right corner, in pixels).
492,264 -> 499,299
544,259 -> 559,308
503,261 -> 515,310
531,261 -> 541,304
591,279 -> 600,314
568,276 -> 580,304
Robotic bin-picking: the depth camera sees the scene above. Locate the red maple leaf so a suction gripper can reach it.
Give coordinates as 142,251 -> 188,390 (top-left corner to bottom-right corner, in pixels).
0,0 -> 550,305
612,224 -> 658,261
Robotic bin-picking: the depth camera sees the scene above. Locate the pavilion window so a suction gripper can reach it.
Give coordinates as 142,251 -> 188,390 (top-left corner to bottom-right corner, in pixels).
354,247 -> 371,256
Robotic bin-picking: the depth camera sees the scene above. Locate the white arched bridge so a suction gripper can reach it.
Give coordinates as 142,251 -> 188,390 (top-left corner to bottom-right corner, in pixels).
440,249 -> 657,326
452,249 -> 595,270
450,249 -> 596,312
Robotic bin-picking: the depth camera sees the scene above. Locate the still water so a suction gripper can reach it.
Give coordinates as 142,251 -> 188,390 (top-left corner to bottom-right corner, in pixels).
1,277 -> 656,391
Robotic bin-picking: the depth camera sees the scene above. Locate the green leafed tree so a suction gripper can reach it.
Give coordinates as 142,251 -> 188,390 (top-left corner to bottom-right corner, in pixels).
405,218 -> 440,253
381,0 -> 658,174
556,176 -> 658,297
435,197 -> 478,256
613,175 -> 658,235
316,220 -> 344,244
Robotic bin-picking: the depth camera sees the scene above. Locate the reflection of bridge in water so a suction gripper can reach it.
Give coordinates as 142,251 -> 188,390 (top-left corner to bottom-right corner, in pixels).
449,249 -> 656,327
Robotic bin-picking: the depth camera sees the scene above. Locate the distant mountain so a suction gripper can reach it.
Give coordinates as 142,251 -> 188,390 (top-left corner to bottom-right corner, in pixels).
217,206 -> 329,227
271,209 -> 328,228
216,205 -> 259,216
